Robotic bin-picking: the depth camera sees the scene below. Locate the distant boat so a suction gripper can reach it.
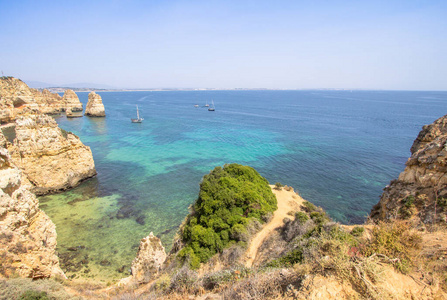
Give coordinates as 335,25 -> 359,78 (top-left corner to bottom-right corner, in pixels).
194,104 -> 199,107
208,100 -> 215,111
131,105 -> 144,123
205,100 -> 209,107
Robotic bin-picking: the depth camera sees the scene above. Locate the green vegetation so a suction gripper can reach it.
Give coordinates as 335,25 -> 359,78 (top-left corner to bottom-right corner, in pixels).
274,182 -> 283,190
179,164 -> 277,268
399,195 -> 416,219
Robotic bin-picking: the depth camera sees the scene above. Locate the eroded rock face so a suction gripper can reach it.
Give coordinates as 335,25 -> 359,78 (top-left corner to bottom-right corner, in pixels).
85,92 -> 105,117
0,77 -> 39,123
131,232 -> 167,284
7,114 -> 96,195
0,77 -> 68,121
370,114 -> 447,224
0,141 -> 65,279
63,89 -> 83,112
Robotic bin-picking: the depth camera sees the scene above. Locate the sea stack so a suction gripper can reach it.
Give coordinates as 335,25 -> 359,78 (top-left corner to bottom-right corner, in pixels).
370,114 -> 447,224
63,89 -> 83,112
85,91 -> 105,117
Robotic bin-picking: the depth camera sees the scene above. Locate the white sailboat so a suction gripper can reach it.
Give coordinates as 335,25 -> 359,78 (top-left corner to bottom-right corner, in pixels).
205,100 -> 209,107
131,105 -> 144,123
208,100 -> 215,111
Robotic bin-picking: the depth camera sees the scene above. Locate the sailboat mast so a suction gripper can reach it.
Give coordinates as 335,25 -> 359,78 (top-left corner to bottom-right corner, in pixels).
136,105 -> 140,119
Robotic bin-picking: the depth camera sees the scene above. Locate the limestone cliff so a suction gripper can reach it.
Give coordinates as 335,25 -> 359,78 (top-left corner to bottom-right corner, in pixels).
370,114 -> 447,224
131,232 -> 167,284
0,77 -> 67,121
0,77 -> 39,123
31,89 -> 64,114
63,89 -> 83,112
0,139 -> 65,279
6,114 -> 96,195
85,92 -> 105,117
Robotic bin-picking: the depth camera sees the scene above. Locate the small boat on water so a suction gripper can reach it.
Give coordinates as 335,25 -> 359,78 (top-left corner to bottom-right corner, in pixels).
208,100 -> 215,111
205,100 -> 209,107
131,105 -> 144,123
194,104 -> 199,107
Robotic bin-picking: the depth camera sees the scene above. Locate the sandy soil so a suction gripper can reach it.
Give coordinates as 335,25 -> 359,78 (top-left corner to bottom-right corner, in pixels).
244,185 -> 305,268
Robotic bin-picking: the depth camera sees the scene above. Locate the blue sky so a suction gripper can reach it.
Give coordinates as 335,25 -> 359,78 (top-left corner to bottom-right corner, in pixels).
1,0 -> 446,90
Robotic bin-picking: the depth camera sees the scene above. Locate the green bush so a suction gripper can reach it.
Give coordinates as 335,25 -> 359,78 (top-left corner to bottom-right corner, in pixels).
350,226 -> 365,237
295,211 -> 309,224
274,182 -> 283,190
180,164 -> 277,268
20,290 -> 49,300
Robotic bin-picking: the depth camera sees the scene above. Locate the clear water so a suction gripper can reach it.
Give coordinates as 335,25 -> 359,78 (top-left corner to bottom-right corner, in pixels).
38,90 -> 447,281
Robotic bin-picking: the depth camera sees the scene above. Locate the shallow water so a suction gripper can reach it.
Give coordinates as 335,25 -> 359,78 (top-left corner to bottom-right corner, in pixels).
38,90 -> 447,280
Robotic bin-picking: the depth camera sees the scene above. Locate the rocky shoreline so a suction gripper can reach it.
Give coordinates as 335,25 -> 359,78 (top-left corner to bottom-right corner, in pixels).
1,76 -> 446,299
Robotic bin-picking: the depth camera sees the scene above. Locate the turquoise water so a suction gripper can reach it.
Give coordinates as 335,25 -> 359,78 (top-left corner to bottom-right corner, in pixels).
39,90 -> 447,280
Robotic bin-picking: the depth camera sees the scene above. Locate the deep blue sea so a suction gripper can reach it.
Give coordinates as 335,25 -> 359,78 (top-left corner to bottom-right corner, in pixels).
38,90 -> 447,280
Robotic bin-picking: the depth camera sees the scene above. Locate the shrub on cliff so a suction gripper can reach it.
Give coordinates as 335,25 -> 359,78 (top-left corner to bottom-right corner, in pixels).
179,164 -> 277,268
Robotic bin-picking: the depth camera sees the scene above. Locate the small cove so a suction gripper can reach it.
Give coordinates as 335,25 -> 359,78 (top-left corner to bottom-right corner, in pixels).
38,90 -> 447,280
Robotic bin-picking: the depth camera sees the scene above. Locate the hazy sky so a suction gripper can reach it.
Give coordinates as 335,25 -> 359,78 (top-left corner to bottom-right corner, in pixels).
1,0 -> 446,90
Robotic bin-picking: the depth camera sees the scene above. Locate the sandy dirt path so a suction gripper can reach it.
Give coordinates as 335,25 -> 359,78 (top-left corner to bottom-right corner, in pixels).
244,185 -> 305,268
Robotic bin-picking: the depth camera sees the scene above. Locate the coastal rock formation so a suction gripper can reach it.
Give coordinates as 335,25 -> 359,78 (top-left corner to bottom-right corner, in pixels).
370,114 -> 447,224
85,92 -> 105,117
6,114 -> 96,195
0,77 -> 67,122
0,139 -> 65,279
131,232 -> 167,284
32,89 -> 64,114
63,89 -> 83,112
0,77 -> 39,123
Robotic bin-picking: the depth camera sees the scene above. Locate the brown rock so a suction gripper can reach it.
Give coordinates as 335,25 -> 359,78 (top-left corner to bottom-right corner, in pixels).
370,114 -> 447,224
131,232 -> 167,283
63,89 -> 83,112
6,114 -> 96,195
85,92 -> 105,117
0,142 -> 65,279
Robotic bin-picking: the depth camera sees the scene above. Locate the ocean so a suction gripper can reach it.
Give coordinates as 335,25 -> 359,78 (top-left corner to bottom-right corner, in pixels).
38,90 -> 447,280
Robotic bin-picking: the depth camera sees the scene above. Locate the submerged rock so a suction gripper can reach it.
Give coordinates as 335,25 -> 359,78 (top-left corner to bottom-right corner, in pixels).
0,140 -> 65,279
85,92 -> 105,117
370,114 -> 447,224
6,114 -> 96,195
131,232 -> 167,284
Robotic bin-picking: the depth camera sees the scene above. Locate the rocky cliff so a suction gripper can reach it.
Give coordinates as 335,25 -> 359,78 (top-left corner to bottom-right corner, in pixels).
6,114 -> 96,195
0,77 -> 68,122
85,92 -> 105,117
62,89 -> 83,112
370,114 -> 447,224
0,77 -> 39,123
0,134 -> 65,279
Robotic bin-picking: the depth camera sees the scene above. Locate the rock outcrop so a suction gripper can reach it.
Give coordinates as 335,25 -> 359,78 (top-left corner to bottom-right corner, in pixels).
63,89 -> 83,112
0,77 -> 39,123
0,77 -> 68,122
6,114 -> 96,195
0,138 -> 65,279
370,114 -> 447,224
131,232 -> 167,284
85,92 -> 105,117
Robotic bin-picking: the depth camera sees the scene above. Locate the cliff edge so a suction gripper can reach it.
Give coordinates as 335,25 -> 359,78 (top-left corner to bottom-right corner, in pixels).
0,133 -> 65,279
370,114 -> 447,224
5,114 -> 96,195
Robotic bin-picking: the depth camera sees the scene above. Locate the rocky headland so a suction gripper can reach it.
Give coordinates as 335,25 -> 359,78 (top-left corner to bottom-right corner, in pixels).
5,114 -> 96,195
371,114 -> 447,225
0,133 -> 65,279
85,92 -> 105,117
